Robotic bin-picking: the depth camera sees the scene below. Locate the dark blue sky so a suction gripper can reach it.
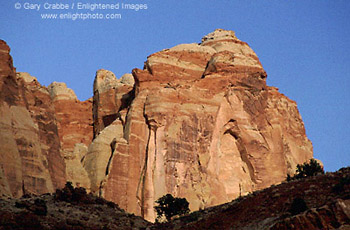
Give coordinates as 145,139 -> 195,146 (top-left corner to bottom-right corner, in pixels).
1,0 -> 349,172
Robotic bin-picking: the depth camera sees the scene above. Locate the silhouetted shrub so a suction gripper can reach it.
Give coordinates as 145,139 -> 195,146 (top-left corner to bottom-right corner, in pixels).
180,211 -> 200,223
287,159 -> 324,181
15,198 -> 47,216
15,200 -> 30,209
72,187 -> 88,203
332,176 -> 350,194
154,194 -> 190,222
107,201 -> 118,209
289,197 -> 308,216
55,181 -> 88,203
32,198 -> 47,216
54,181 -> 121,209
55,182 -> 74,202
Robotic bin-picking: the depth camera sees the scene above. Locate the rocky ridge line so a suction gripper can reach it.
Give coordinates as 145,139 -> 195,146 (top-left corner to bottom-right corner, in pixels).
152,168 -> 350,230
83,29 -> 313,221
0,29 -> 314,222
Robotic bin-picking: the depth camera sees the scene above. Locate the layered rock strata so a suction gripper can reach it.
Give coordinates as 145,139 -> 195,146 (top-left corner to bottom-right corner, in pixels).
0,29 -> 314,222
47,82 -> 93,189
92,70 -> 134,138
83,29 -> 313,221
0,40 -> 65,197
151,168 -> 350,230
0,41 -> 92,197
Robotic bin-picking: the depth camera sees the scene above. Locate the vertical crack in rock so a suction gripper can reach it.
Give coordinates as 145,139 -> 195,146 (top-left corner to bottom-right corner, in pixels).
224,94 -> 257,185
92,87 -> 100,139
152,128 -> 157,185
149,127 -> 158,221
0,30 -> 314,221
98,180 -> 103,198
138,93 -> 161,220
121,89 -> 135,136
142,122 -> 159,220
235,134 -> 257,184
139,127 -> 151,218
136,102 -> 151,218
105,138 -> 117,176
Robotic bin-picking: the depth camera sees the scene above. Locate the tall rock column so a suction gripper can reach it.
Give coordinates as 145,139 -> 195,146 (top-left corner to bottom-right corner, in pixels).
48,82 -> 93,189
84,70 -> 134,199
101,29 -> 313,221
0,40 -> 66,197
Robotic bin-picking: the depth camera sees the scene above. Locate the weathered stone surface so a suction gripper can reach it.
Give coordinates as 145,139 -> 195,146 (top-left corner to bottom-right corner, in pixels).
48,82 -> 77,101
151,168 -> 350,230
1,30 -> 315,222
18,74 -> 66,192
0,41 -> 92,197
92,69 -> 134,137
133,43 -> 215,92
48,81 -> 93,188
83,119 -> 125,194
16,72 -> 37,83
64,143 -> 90,189
0,40 -> 14,78
50,94 -> 92,155
82,29 -> 313,221
270,199 -> 350,230
120,73 -> 135,86
0,41 -> 66,197
0,40 -> 18,106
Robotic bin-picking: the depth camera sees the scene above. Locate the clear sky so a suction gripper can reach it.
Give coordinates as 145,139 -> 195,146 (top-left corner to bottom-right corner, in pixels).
0,0 -> 349,172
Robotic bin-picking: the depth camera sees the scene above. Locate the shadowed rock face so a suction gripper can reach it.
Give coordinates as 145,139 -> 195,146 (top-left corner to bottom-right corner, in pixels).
0,192 -> 151,230
0,29 -> 313,222
47,82 -> 93,190
83,29 -> 313,221
0,41 -> 92,197
150,168 -> 350,230
0,41 -> 65,197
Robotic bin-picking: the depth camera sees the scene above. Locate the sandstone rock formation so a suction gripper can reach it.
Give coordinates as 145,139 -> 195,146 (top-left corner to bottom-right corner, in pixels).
92,69 -> 134,138
0,41 -> 65,197
83,29 -> 313,221
1,29 -> 314,222
151,167 -> 350,229
48,82 -> 92,189
1,169 -> 349,230
270,199 -> 350,230
0,40 -> 92,197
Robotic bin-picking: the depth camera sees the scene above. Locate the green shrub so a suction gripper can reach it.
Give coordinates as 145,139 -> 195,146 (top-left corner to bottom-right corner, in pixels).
154,194 -> 190,222
55,182 -> 74,202
287,159 -> 324,181
55,181 -> 90,204
55,181 -> 121,210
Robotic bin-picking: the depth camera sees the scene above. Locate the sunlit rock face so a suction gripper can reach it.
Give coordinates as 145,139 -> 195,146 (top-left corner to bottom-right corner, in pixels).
0,29 -> 314,222
0,41 -> 93,197
47,82 -> 93,190
83,29 -> 313,221
0,41 -> 65,197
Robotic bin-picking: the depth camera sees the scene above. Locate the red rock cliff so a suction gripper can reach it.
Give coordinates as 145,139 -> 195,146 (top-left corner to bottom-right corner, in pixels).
0,30 -> 314,221
82,29 -> 313,221
0,41 -> 65,197
0,41 -> 92,197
